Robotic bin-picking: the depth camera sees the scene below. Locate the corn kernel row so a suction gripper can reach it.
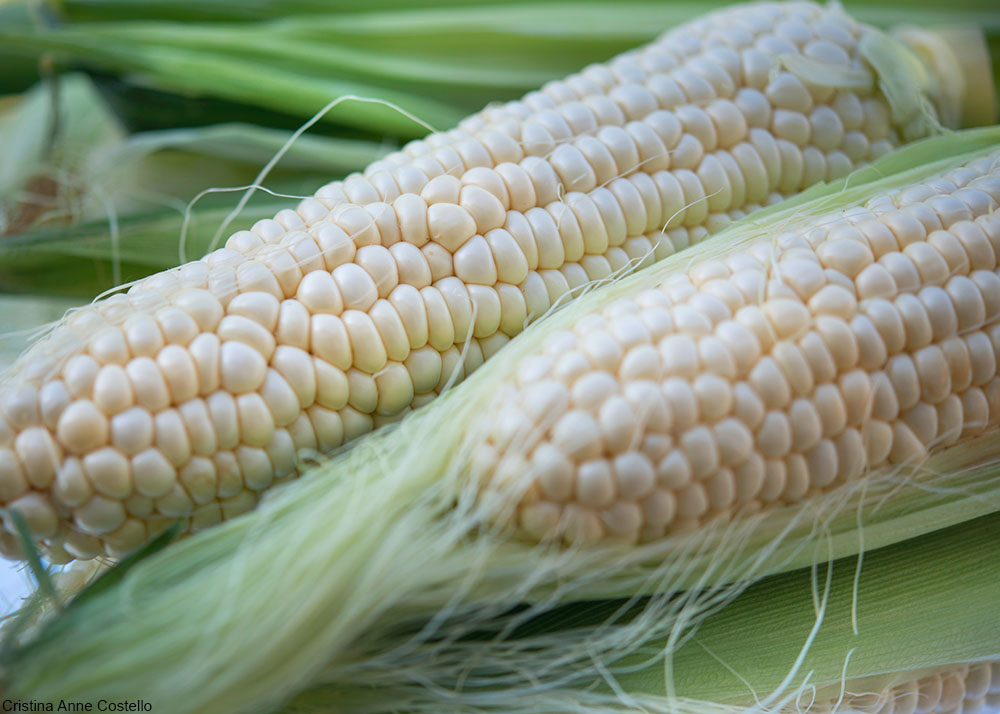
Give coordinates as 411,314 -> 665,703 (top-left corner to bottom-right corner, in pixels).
475,153 -> 1000,543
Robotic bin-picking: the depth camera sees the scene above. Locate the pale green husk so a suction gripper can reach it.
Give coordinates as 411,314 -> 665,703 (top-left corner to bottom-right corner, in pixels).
279,512 -> 1000,713
4,129 -> 1000,714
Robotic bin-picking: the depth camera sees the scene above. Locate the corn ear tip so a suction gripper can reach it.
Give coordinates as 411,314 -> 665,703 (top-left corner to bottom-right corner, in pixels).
934,26 -> 997,128
893,24 -> 997,129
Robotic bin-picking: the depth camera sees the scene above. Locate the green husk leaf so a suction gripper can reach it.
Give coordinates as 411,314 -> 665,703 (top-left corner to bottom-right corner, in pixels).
0,29 -> 468,137
631,511 -> 1000,702
109,122 -> 388,179
4,0 -> 997,138
57,23 -> 567,91
0,202 -> 288,296
6,512 -> 56,605
52,0 -> 601,23
83,121 -> 387,231
279,512 -> 1000,712
49,0 -> 1000,34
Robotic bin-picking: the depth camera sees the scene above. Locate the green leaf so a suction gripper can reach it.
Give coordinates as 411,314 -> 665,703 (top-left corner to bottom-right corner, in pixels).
7,511 -> 56,604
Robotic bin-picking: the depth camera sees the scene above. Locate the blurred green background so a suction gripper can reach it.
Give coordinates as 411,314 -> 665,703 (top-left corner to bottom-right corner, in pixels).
0,0 -> 997,304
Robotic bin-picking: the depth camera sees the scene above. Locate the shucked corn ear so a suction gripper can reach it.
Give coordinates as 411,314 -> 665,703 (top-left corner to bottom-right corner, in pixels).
473,146 -> 1000,544
0,1 -> 987,561
5,133 -> 1000,714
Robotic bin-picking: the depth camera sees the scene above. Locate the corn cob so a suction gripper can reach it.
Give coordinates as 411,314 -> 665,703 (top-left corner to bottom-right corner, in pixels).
473,146 -> 1000,544
0,1 -> 983,561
